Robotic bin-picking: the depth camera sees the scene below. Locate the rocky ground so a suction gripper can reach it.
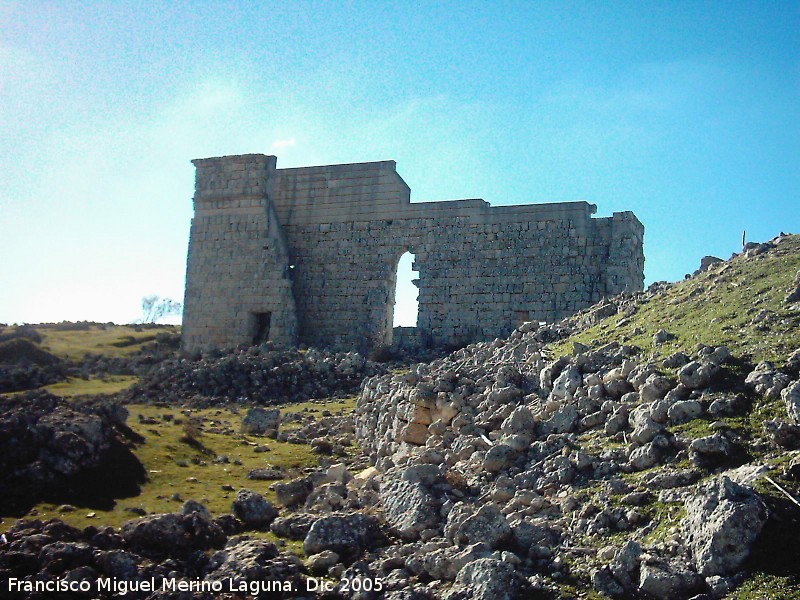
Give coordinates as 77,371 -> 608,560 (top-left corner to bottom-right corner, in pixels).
124,347 -> 386,407
1,235 -> 799,599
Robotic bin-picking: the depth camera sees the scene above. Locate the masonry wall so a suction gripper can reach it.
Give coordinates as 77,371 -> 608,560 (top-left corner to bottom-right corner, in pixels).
182,155 -> 297,352
182,155 -> 644,354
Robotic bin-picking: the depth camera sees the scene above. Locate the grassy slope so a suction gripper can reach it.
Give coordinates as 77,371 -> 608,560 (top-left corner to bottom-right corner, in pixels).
38,324 -> 178,361
3,323 -> 179,396
42,376 -> 140,397
0,322 -> 356,554
0,398 -> 356,549
547,235 -> 800,599
550,235 -> 800,366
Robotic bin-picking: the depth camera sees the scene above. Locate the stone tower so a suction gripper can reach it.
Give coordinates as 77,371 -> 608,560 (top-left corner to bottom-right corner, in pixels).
182,154 -> 644,354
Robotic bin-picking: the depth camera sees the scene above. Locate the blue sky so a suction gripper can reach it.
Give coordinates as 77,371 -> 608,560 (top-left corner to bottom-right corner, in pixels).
1,1 -> 798,325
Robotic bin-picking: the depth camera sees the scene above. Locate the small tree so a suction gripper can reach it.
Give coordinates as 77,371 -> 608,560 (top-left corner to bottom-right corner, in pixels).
140,296 -> 183,323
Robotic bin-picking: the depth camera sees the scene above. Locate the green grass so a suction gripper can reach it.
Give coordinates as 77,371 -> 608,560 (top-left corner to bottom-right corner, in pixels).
0,398 -> 357,534
550,236 -> 800,366
37,324 -> 179,361
731,573 -> 800,600
44,375 -> 139,396
4,375 -> 140,398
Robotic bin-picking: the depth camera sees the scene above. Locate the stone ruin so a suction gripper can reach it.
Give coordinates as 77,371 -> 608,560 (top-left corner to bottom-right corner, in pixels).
181,154 -> 644,354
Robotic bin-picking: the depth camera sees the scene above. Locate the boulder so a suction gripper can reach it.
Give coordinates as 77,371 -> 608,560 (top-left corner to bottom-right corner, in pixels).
241,407 -> 281,436
551,365 -> 582,400
380,476 -> 441,540
653,329 -> 675,345
206,538 -> 302,589
408,542 -> 492,581
668,400 -> 703,424
782,380 -> 800,424
483,443 -> 515,473
638,560 -> 703,599
764,419 -> 800,449
232,489 -> 278,529
121,512 -> 226,555
682,476 -> 767,576
678,361 -> 718,390
446,558 -> 531,600
303,513 -> 383,558
452,504 -> 511,549
500,405 -> 536,435
689,434 -> 734,468
274,476 -> 314,507
270,513 -> 317,540
306,549 -> 340,574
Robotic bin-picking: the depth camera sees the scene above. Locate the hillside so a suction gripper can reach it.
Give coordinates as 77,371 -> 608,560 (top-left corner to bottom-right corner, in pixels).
0,235 -> 798,599
0,322 -> 179,394
552,233 -> 800,366
354,233 -> 800,599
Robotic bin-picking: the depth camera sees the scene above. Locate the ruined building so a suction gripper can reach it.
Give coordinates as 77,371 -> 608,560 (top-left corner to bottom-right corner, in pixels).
181,154 -> 644,354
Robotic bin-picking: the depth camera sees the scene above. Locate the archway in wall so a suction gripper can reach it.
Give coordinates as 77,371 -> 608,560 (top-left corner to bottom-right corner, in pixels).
394,251 -> 419,327
383,250 -> 419,347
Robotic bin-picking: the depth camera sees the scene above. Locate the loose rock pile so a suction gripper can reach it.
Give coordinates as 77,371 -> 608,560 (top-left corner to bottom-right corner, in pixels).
0,500 -> 305,600
126,347 -> 385,407
0,393 -> 136,515
2,237 -> 798,599
347,238 -> 800,598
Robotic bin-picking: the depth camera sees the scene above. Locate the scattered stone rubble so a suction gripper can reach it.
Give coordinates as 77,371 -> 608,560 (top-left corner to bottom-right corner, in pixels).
350,321 -> 783,598
0,393 -> 136,515
343,238 -> 800,598
2,235 -> 799,599
126,347 -> 385,406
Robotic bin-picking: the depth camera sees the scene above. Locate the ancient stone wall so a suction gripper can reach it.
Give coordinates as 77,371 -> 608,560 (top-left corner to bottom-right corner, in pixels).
182,155 -> 297,352
182,155 -> 644,354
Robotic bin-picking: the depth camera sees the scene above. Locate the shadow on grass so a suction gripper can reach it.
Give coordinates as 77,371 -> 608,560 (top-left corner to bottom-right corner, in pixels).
3,434 -> 148,518
743,493 -> 800,581
46,436 -> 148,511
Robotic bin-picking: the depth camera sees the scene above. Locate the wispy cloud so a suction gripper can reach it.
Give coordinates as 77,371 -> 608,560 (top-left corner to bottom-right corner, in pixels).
271,137 -> 296,149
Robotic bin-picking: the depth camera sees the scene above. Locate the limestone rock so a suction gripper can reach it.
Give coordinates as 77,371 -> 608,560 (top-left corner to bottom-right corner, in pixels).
380,476 -> 441,540
206,538 -> 302,590
121,511 -> 226,555
782,380 -> 800,424
653,329 -> 675,345
452,504 -> 511,549
500,405 -> 536,435
689,434 -> 734,468
232,489 -> 278,529
668,399 -> 703,424
445,558 -> 531,600
764,419 -> 800,449
551,365 -> 581,400
270,513 -> 316,540
638,560 -> 703,599
303,513 -> 383,558
274,476 -> 314,507
241,407 -> 280,436
785,270 -> 800,302
409,542 -> 492,581
483,443 -> 515,473
682,476 -> 767,576
678,361 -> 718,390
306,549 -> 340,574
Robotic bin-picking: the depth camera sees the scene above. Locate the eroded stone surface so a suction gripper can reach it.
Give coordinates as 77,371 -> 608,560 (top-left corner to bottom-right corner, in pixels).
182,155 -> 644,354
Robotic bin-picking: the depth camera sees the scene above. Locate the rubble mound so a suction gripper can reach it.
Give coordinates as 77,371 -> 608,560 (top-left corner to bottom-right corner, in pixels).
351,234 -> 800,599
126,347 -> 386,406
0,392 -> 143,515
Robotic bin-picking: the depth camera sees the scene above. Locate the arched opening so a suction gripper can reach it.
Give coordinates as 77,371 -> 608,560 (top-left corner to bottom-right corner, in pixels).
393,251 -> 419,327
